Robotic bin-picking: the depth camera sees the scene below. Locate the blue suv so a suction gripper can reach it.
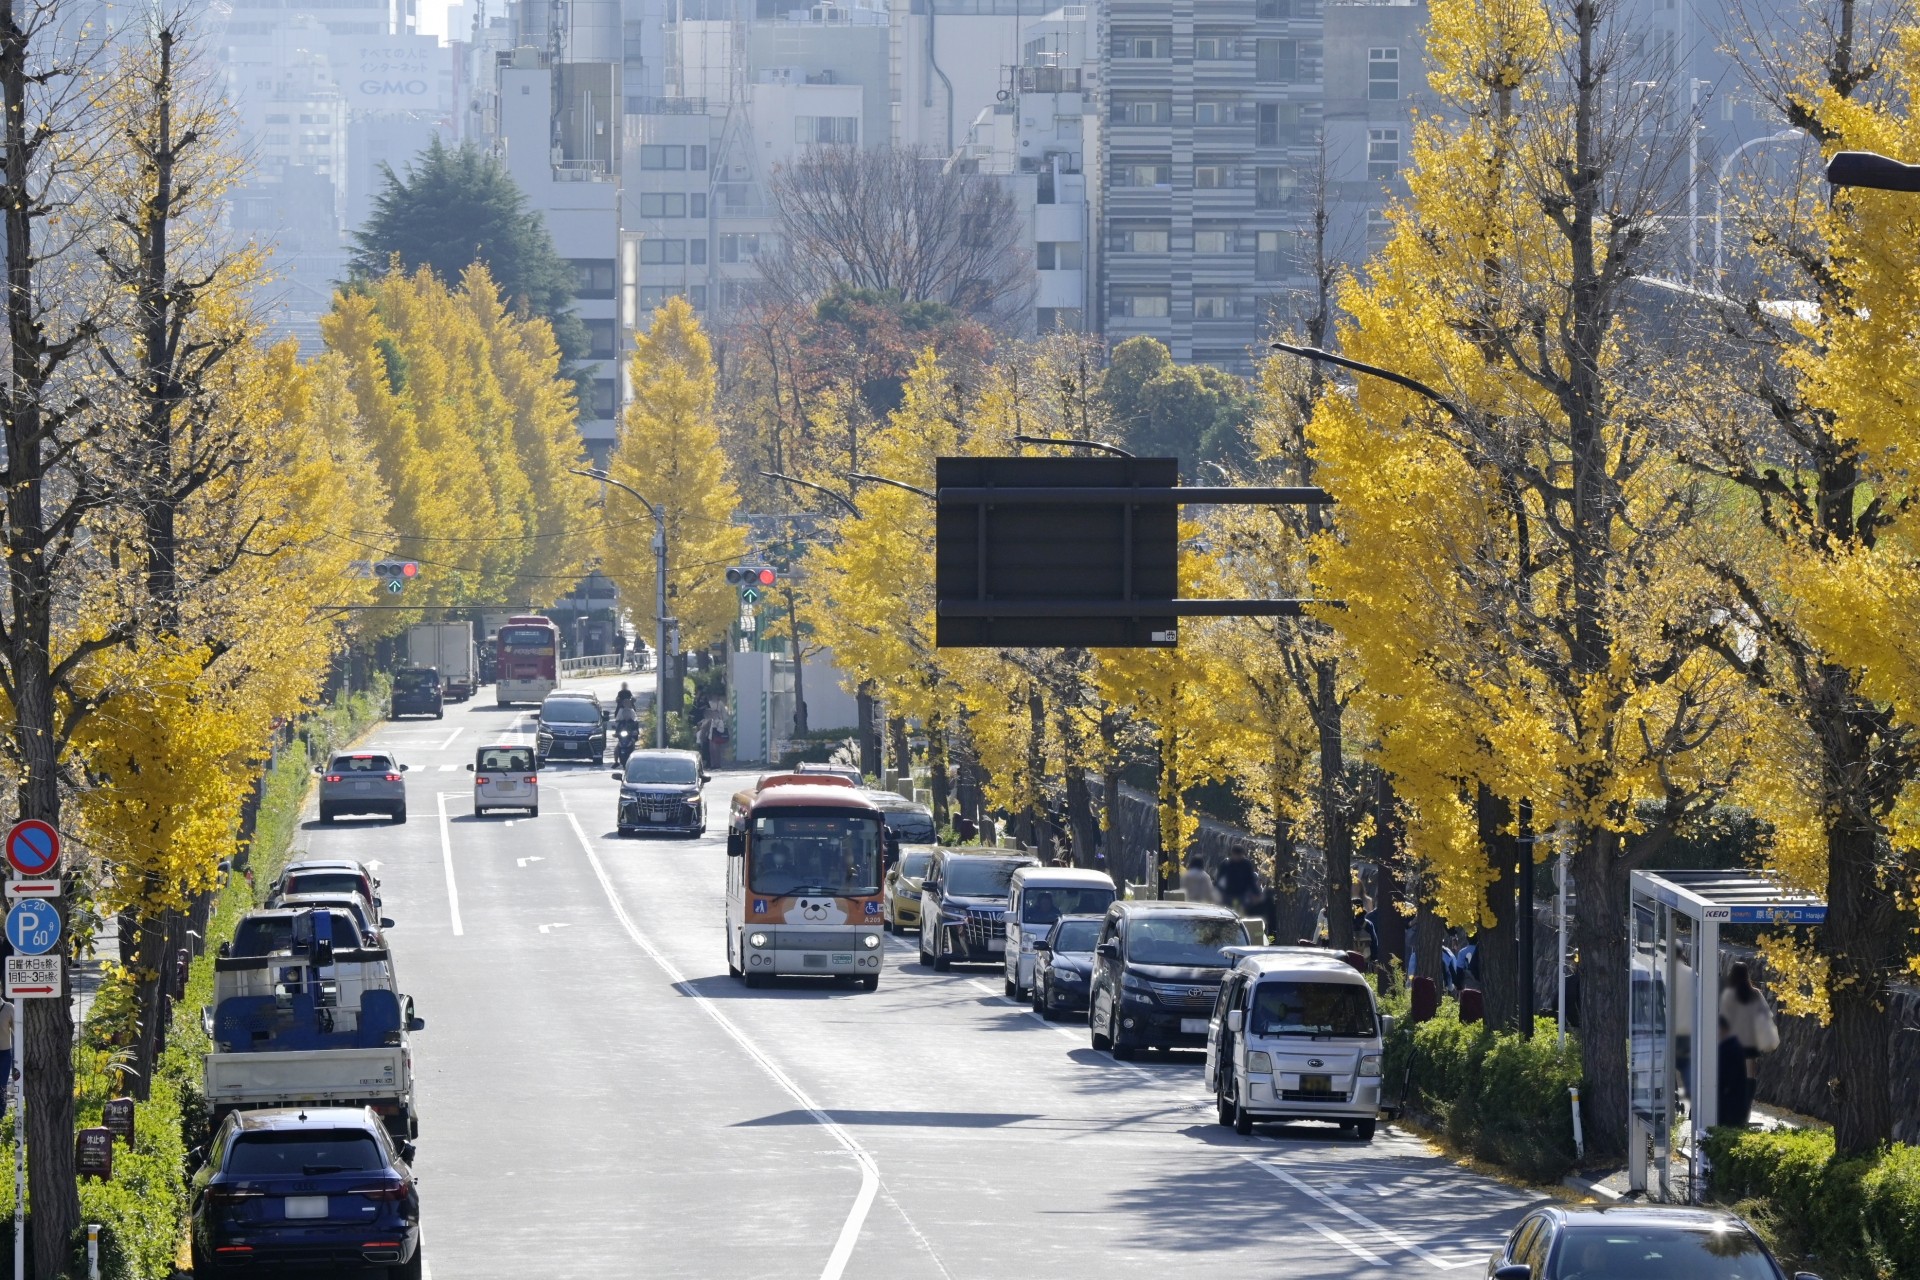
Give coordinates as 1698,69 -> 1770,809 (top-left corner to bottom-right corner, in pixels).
189,1107 -> 421,1276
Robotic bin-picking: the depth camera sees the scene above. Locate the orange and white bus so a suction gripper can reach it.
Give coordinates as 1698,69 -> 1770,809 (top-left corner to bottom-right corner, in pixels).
726,782 -> 886,989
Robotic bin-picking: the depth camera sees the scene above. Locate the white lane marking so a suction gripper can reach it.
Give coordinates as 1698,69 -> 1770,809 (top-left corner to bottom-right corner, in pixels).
537,922 -> 570,934
517,856 -> 544,868
436,793 -> 464,937
437,727 -> 463,751
564,812 -> 888,1280
366,861 -> 383,873
1252,1160 -> 1465,1270
1306,1219 -> 1387,1266
558,786 -> 572,811
422,1258 -> 432,1280
438,764 -> 457,772
964,977 -> 1089,1048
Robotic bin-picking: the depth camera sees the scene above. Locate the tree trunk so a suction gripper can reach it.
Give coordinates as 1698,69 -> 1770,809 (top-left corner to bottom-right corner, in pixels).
1100,710 -> 1123,890
1373,774 -> 1409,968
1573,825 -> 1632,1156
925,711 -> 949,826
1058,702 -> 1096,869
1316,661 -> 1351,950
786,589 -> 808,736
1476,787 -> 1521,1033
857,685 -> 879,779
1025,685 -> 1047,853
1411,867 -> 1445,992
887,715 -> 909,784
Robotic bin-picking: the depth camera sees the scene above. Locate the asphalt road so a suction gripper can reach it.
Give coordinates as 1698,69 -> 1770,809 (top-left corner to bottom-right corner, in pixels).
289,674 -> 1544,1278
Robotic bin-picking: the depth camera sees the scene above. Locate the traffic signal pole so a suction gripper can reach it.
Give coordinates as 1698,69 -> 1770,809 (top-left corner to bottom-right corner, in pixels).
572,468 -> 669,748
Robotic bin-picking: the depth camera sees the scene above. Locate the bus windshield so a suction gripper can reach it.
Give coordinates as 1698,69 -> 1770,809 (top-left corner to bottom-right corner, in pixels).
499,626 -> 554,651
750,810 -> 883,897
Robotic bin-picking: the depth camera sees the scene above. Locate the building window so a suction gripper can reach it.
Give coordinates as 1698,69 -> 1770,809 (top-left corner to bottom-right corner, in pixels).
1193,164 -> 1228,189
639,145 -> 686,169
719,232 -> 764,263
1258,103 -> 1281,147
690,193 -> 707,217
590,379 -> 617,419
585,318 -> 618,359
570,258 -> 617,299
691,285 -> 708,309
1255,0 -> 1289,16
1111,293 -> 1169,318
691,238 -> 707,265
1112,98 -> 1169,125
1037,307 -> 1083,332
1366,208 -> 1393,249
1195,229 -> 1230,254
1036,241 -> 1083,269
1121,162 -> 1173,187
1194,36 -> 1229,60
1119,228 -> 1169,253
794,116 -> 858,144
1368,127 -> 1401,180
1256,166 -> 1300,208
265,113 -> 290,124
1369,47 -> 1400,100
691,145 -> 708,170
1114,31 -> 1168,59
1256,231 -> 1289,279
1255,38 -> 1296,83
263,133 -> 289,146
638,192 -> 687,218
1195,99 -> 1232,125
639,239 -> 687,264
1194,293 -> 1234,319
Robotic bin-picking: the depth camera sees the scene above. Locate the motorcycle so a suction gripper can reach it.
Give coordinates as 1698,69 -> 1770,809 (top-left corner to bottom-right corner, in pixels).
612,719 -> 639,768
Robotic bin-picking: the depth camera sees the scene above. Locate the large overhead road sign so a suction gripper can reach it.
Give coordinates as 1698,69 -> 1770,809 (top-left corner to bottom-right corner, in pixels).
934,456 -> 1333,648
5,819 -> 60,877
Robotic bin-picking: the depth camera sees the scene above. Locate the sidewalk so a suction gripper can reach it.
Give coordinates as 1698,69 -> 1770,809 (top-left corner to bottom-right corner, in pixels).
1563,1102 -> 1809,1202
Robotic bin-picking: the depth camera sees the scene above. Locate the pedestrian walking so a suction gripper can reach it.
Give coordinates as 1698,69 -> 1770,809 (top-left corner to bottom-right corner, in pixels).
1352,898 -> 1381,964
1719,962 -> 1779,1122
1716,1015 -> 1752,1127
1214,845 -> 1258,913
1179,854 -> 1216,904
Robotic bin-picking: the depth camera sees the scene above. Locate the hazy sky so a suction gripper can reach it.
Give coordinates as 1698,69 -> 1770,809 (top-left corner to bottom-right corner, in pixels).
417,0 -> 455,39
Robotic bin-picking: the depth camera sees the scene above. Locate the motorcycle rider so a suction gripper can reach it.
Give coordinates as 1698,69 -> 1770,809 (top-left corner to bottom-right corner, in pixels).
612,699 -> 640,766
614,682 -> 636,715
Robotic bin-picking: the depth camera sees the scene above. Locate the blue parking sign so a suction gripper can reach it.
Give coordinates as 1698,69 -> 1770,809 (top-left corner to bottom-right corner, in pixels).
6,898 -> 60,955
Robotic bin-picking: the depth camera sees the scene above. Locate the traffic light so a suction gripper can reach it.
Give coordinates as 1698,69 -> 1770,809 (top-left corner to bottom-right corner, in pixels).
725,566 -> 777,592
373,560 -> 420,592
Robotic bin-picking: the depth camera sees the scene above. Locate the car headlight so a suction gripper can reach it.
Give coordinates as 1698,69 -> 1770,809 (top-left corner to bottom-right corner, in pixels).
1120,972 -> 1154,997
748,932 -> 769,948
1359,1053 -> 1383,1077
940,907 -> 965,923
861,934 -> 880,949
1247,1051 -> 1273,1074
900,887 -> 920,900
1053,967 -> 1085,984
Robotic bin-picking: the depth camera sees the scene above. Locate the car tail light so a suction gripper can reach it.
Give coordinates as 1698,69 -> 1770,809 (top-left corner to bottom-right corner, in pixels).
214,1245 -> 255,1255
208,1186 -> 263,1205
325,775 -> 342,783
384,773 -> 402,782
364,1239 -> 403,1248
474,775 -> 490,785
349,1181 -> 411,1202
524,775 -> 537,783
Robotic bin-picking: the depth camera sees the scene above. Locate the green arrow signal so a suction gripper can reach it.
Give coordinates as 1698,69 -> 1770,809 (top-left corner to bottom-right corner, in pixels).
386,578 -> 404,595
740,588 -> 758,604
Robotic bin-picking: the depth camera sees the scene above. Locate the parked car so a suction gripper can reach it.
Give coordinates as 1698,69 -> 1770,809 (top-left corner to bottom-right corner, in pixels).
316,752 -> 409,824
1031,914 -> 1104,1020
388,668 -> 443,720
613,749 -> 707,836
1004,866 -> 1117,998
468,743 -> 539,816
225,907 -> 375,960
1088,901 -> 1251,1060
883,846 -> 937,933
535,693 -> 606,764
860,790 -> 938,845
917,849 -> 1039,971
1205,947 -> 1388,1140
270,859 -> 380,911
795,762 -> 863,785
271,892 -> 389,947
1484,1205 -> 1814,1280
188,1106 -> 421,1277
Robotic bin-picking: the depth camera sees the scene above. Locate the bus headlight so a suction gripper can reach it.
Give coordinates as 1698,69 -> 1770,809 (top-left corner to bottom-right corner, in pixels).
749,932 -> 769,949
1247,1051 -> 1273,1075
861,934 -> 880,949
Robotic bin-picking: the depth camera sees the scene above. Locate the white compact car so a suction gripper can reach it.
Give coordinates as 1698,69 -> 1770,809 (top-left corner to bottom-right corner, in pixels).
468,744 -> 539,816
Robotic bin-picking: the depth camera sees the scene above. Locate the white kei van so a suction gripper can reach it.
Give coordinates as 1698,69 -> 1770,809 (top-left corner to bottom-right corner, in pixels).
1003,867 -> 1117,998
1204,947 -> 1391,1141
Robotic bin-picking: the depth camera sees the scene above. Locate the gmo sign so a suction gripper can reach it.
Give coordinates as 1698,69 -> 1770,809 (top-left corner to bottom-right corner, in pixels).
361,78 -> 430,96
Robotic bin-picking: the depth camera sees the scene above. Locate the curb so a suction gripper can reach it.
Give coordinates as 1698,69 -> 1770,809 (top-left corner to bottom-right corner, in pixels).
1562,1173 -> 1623,1201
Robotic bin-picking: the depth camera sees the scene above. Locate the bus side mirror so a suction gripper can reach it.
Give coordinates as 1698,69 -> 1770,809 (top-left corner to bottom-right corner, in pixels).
727,831 -> 744,858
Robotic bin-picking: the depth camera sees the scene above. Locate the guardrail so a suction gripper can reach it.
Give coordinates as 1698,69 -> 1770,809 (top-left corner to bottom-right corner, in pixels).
559,653 -> 628,677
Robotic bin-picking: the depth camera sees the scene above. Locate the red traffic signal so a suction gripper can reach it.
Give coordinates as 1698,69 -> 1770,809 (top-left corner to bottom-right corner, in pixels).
400,561 -> 419,578
726,565 -> 777,589
756,567 -> 776,586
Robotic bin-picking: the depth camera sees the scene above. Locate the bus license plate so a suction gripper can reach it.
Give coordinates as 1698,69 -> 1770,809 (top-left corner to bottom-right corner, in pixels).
803,954 -> 827,968
832,953 -> 852,965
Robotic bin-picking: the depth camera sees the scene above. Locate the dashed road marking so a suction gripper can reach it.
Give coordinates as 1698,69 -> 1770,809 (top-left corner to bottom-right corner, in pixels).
1306,1218 -> 1387,1266
435,793 -> 464,937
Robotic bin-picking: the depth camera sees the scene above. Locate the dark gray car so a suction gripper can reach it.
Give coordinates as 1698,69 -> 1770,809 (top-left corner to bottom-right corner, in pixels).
1031,914 -> 1103,1020
917,849 -> 1038,971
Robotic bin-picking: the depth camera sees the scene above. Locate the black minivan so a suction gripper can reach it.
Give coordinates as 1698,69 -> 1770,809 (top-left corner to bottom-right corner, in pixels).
918,849 -> 1038,970
389,668 -> 443,720
1088,901 -> 1251,1059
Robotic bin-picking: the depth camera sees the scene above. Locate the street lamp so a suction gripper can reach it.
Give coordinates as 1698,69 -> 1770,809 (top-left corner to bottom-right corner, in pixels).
1826,149 -> 1920,192
571,467 -> 669,748
1713,128 -> 1807,281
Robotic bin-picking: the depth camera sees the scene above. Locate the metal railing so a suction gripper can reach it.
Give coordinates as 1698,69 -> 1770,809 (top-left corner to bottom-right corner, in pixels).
560,653 -> 628,677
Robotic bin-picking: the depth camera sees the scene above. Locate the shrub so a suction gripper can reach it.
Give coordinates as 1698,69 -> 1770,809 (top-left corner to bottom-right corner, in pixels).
1383,999 -> 1583,1183
1703,1127 -> 1920,1279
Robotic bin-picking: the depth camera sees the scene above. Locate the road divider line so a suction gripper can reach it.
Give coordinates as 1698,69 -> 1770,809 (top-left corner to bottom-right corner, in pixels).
1305,1218 -> 1387,1266
436,793 -> 464,937
437,726 -> 462,751
564,812 -> 888,1280
1252,1159 -> 1465,1270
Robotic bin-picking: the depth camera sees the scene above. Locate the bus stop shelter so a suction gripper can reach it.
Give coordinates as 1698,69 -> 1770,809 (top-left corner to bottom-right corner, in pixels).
1627,869 -> 1826,1201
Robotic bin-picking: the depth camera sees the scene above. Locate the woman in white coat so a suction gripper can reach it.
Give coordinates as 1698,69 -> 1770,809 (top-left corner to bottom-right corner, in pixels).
1718,962 -> 1779,1126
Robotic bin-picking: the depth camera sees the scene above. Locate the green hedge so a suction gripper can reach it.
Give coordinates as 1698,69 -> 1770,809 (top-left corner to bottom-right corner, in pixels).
1705,1127 -> 1920,1280
0,684 -> 391,1278
1383,1000 -> 1584,1182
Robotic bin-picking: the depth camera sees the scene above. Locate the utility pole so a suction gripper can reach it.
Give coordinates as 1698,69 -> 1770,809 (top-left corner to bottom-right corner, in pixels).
572,469 -> 669,748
